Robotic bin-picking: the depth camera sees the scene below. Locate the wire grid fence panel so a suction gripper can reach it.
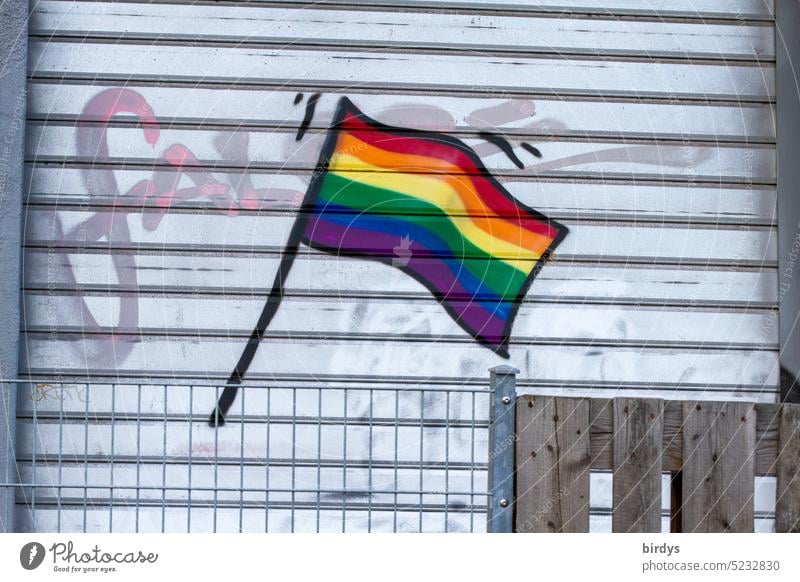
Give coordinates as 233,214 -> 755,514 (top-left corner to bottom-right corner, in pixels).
10,381 -> 491,533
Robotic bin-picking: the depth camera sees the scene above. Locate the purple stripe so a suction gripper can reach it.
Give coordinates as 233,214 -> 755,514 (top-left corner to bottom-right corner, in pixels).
304,216 -> 508,344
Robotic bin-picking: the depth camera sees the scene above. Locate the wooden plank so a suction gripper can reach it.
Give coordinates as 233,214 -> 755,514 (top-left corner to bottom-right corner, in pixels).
681,401 -> 756,532
25,125 -> 777,183
22,250 -> 780,308
663,403 -> 780,475
612,398 -> 663,532
776,404 -> 800,532
30,1 -> 774,61
28,42 -> 775,102
662,402 -> 686,474
589,399 -> 614,468
515,396 -> 590,532
593,402 -> 779,476
754,404 -> 781,474
27,84 -> 777,143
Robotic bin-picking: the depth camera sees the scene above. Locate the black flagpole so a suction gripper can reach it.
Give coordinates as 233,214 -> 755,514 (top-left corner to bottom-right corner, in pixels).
207,223 -> 305,427
208,96 -> 345,427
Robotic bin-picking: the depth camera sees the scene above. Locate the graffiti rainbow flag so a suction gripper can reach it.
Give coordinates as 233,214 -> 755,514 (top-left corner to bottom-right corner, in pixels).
301,98 -> 568,357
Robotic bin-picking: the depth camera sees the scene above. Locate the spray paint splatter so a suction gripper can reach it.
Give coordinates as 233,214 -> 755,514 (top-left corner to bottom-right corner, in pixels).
478,131 -> 525,169
521,142 -> 543,158
296,93 -> 321,141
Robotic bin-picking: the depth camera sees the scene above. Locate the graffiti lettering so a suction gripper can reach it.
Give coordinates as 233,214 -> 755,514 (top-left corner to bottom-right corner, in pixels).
29,383 -> 87,404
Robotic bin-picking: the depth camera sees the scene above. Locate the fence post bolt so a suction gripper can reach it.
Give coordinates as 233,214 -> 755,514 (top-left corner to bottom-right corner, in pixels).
487,364 -> 519,533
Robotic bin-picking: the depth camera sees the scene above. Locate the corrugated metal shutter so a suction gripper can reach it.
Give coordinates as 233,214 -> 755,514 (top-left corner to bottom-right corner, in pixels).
18,0 -> 778,531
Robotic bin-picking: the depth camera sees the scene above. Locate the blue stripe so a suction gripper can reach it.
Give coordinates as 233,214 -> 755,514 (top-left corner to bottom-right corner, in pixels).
308,202 -> 513,319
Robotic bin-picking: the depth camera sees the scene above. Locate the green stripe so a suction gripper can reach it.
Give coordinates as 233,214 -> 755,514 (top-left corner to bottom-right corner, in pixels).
317,171 -> 531,299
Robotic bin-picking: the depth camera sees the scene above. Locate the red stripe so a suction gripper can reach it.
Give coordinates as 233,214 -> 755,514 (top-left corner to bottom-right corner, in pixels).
340,113 -> 558,239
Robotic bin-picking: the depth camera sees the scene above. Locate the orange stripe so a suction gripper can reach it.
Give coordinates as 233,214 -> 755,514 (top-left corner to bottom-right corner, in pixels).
341,117 -> 559,239
333,132 -> 553,254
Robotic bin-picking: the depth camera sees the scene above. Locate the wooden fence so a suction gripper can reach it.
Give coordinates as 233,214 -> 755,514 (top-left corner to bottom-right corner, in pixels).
486,368 -> 800,533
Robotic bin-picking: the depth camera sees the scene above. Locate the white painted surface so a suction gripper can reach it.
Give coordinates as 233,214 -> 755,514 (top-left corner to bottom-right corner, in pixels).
30,2 -> 776,59
20,0 -> 779,532
29,42 -> 775,100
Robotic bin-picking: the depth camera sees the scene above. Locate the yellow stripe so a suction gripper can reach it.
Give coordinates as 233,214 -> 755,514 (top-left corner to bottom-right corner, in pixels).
333,131 -> 558,251
329,153 -> 545,270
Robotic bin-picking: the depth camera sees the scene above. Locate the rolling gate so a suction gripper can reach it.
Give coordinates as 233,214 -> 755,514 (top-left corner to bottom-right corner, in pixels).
9,0 -> 781,531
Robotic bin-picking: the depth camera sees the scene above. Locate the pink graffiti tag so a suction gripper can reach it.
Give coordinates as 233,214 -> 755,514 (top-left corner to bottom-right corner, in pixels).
56,88 -> 306,363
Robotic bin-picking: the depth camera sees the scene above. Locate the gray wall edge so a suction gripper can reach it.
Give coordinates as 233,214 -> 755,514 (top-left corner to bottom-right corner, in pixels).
0,0 -> 28,532
777,0 -> 800,402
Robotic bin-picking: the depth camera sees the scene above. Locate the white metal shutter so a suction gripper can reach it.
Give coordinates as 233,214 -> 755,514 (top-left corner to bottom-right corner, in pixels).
19,0 -> 778,531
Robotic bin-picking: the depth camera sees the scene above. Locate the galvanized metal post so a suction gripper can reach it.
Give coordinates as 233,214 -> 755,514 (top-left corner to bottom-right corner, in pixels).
487,365 -> 518,533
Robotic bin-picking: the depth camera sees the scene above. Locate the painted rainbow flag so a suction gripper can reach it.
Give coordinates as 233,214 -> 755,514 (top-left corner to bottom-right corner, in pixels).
300,98 -> 568,357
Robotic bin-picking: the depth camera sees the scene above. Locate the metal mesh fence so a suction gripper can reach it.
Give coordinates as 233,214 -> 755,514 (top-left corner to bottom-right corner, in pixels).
6,381 -> 491,533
